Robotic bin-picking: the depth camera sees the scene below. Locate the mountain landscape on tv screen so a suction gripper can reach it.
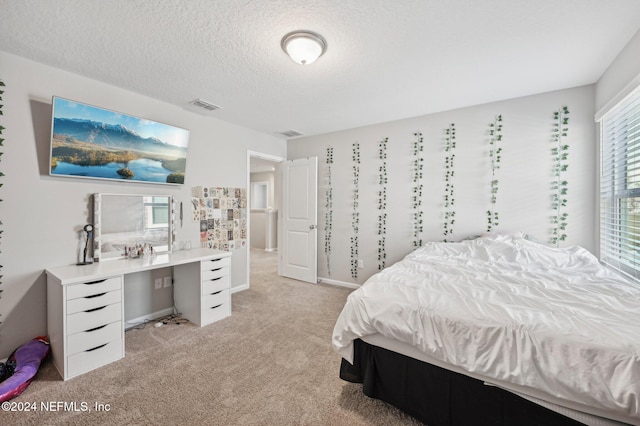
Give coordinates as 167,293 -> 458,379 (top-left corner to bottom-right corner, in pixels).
51,118 -> 187,184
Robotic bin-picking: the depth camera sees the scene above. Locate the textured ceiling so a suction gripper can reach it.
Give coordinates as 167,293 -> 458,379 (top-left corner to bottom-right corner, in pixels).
2,0 -> 640,139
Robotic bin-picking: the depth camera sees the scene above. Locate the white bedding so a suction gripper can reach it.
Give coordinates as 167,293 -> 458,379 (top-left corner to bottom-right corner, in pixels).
332,233 -> 640,423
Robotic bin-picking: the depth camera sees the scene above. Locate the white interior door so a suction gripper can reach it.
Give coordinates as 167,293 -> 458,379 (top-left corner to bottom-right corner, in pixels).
280,157 -> 318,283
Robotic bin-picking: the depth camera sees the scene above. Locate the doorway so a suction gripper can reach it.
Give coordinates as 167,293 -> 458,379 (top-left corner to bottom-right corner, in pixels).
247,151 -> 283,288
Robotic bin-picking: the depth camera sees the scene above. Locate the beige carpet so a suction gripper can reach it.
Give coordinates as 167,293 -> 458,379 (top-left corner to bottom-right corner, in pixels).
5,250 -> 421,425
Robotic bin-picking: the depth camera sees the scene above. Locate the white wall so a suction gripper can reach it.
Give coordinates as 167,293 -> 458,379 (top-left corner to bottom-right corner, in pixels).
0,51 -> 286,357
288,85 -> 596,286
595,28 -> 640,113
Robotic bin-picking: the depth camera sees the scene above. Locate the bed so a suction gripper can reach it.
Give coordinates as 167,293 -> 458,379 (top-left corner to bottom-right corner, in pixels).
332,233 -> 640,425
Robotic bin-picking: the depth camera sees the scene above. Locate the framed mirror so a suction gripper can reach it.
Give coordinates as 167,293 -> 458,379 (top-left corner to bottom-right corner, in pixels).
93,193 -> 174,261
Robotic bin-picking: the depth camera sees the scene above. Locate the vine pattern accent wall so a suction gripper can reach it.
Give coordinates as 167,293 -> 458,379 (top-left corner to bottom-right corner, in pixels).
317,107 -> 576,282
287,87 -> 591,286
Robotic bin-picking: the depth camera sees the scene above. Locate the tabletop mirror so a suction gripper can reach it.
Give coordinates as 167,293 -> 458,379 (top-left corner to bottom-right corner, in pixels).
93,193 -> 174,261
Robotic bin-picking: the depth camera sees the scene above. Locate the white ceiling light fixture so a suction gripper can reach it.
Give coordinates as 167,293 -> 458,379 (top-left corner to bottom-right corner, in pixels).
281,30 -> 327,65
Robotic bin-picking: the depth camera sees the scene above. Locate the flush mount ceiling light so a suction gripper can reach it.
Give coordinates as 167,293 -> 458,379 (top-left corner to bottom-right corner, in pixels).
281,30 -> 327,65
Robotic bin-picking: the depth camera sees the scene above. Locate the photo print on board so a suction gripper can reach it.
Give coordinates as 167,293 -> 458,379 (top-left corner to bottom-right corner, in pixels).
191,186 -> 247,250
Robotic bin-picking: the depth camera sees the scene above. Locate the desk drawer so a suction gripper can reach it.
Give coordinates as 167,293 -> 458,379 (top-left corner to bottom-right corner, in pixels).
201,257 -> 230,271
67,276 -> 122,300
67,289 -> 121,315
67,321 -> 122,356
66,338 -> 123,379
202,275 -> 230,295
202,289 -> 228,308
201,292 -> 230,326
202,266 -> 229,282
67,302 -> 122,335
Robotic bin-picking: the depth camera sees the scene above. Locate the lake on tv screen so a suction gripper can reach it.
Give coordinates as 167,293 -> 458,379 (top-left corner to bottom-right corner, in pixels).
52,158 -> 174,182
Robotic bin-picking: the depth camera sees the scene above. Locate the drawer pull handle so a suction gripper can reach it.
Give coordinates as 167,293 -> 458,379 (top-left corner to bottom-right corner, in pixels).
85,305 -> 107,313
209,277 -> 222,282
85,279 -> 107,285
85,343 -> 108,352
85,292 -> 107,299
210,267 -> 222,272
209,258 -> 221,263
85,324 -> 107,333
210,291 -> 222,296
210,304 -> 222,310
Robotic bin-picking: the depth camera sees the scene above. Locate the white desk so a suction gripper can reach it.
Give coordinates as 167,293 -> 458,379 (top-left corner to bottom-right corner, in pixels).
46,248 -> 232,380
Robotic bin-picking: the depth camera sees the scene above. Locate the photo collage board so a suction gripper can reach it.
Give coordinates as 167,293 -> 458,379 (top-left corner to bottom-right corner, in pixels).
191,186 -> 247,251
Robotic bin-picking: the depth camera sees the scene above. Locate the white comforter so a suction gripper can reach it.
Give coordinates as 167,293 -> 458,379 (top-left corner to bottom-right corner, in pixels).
332,233 -> 640,420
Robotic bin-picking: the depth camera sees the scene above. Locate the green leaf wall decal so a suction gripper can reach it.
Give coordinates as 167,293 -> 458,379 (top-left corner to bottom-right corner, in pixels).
487,115 -> 503,232
551,106 -> 570,246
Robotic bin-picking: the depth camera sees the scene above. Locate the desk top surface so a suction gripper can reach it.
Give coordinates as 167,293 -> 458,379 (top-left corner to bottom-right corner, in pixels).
46,248 -> 231,285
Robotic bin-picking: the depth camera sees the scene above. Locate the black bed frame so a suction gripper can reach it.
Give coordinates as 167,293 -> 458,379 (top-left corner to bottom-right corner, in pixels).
340,339 -> 586,426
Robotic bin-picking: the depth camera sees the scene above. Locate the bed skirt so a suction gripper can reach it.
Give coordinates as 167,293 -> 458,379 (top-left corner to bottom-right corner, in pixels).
340,339 -> 584,426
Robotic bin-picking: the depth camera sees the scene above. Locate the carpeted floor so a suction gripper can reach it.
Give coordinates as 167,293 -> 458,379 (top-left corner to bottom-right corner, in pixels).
4,250 -> 421,425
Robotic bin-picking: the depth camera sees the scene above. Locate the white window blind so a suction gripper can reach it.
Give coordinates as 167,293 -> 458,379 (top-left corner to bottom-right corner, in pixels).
599,84 -> 640,280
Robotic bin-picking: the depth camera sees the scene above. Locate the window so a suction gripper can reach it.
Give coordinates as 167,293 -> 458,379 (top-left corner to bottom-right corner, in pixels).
143,196 -> 170,229
599,85 -> 640,281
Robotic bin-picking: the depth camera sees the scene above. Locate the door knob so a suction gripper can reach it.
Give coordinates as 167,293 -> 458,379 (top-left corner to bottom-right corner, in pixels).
309,224 -> 316,230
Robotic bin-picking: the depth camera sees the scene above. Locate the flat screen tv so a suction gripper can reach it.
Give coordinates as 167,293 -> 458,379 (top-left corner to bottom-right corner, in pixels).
49,96 -> 190,185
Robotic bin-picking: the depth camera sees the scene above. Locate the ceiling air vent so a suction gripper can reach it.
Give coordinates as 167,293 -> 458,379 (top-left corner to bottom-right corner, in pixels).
280,129 -> 304,138
189,98 -> 222,111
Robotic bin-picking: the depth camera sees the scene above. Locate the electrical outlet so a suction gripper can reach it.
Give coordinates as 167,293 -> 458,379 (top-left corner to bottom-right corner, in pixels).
357,259 -> 364,269
154,278 -> 162,290
163,276 -> 172,288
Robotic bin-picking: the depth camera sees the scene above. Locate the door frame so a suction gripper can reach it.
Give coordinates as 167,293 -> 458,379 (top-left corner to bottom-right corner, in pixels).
246,150 -> 284,290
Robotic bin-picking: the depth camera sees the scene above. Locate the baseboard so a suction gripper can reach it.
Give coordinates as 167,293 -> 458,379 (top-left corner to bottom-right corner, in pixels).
231,283 -> 249,294
125,307 -> 175,329
318,277 -> 360,289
